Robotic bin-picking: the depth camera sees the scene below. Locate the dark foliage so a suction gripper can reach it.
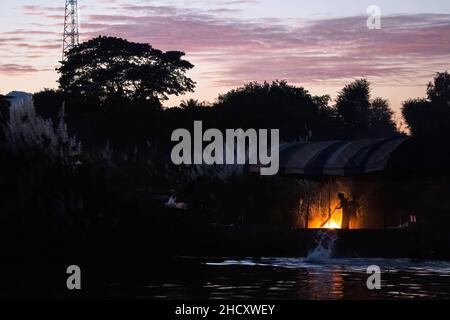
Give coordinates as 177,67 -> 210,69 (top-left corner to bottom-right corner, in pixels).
402,71 -> 450,136
33,89 -> 65,122
57,36 -> 196,110
369,97 -> 397,137
214,81 -> 340,141
336,79 -> 398,139
34,79 -> 401,153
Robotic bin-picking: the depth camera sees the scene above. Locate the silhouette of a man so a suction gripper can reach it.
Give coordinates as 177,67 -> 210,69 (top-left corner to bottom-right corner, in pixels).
337,193 -> 351,229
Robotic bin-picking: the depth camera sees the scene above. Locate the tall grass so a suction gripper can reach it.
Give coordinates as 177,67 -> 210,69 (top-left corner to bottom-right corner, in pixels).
4,94 -> 81,162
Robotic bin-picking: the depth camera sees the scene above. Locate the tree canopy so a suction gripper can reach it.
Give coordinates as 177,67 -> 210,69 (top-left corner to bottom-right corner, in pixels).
335,79 -> 397,138
35,78 -> 401,147
214,81 -> 337,140
180,99 -> 206,110
427,71 -> 450,107
402,71 -> 450,135
57,36 -> 195,109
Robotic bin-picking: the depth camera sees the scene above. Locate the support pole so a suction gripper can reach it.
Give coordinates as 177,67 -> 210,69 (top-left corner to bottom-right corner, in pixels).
328,176 -> 332,219
305,189 -> 310,229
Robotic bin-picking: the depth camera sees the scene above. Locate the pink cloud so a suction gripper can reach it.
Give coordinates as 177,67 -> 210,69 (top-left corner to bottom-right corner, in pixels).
3,3 -> 450,93
76,10 -> 450,87
22,5 -> 65,15
0,64 -> 45,74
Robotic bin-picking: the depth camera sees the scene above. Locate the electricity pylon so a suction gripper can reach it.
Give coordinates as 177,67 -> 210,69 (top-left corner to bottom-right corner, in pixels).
62,0 -> 79,60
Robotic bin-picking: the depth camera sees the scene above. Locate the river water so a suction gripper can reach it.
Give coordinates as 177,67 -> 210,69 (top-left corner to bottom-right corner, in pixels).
118,231 -> 450,300
134,257 -> 450,300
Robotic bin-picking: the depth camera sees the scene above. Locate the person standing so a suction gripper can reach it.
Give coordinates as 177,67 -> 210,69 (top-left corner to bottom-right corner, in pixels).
337,193 -> 351,229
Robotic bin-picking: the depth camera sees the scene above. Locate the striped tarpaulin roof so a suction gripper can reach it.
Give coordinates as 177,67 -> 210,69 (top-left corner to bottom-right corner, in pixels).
251,137 -> 410,176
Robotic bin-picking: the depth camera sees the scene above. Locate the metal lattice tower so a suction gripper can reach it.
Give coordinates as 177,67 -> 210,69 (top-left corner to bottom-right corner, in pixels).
62,0 -> 79,60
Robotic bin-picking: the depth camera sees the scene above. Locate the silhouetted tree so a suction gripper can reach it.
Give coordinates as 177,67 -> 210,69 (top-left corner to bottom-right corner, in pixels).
336,79 -> 371,138
214,81 -> 337,140
369,98 -> 397,137
180,99 -> 203,110
427,71 -> 450,107
336,79 -> 397,138
57,36 -> 195,110
312,94 -> 344,138
402,99 -> 431,136
33,89 -> 65,122
402,71 -> 450,135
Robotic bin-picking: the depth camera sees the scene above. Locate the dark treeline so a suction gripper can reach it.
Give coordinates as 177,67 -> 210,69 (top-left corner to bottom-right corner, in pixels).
34,79 -> 400,152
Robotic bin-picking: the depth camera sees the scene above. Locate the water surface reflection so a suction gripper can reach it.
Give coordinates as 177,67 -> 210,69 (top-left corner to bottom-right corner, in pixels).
132,258 -> 450,300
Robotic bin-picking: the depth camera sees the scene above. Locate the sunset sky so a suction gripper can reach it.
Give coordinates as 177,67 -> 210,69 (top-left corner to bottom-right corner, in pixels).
1,0 -> 450,118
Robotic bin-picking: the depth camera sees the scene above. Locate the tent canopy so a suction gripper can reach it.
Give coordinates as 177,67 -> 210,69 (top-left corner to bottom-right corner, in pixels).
251,137 -> 410,177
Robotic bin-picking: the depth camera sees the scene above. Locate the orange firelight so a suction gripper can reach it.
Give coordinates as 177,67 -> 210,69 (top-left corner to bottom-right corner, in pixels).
307,210 -> 343,229
323,220 -> 341,229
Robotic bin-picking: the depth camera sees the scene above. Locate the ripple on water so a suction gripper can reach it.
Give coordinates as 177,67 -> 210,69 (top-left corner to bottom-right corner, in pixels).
199,257 -> 450,299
